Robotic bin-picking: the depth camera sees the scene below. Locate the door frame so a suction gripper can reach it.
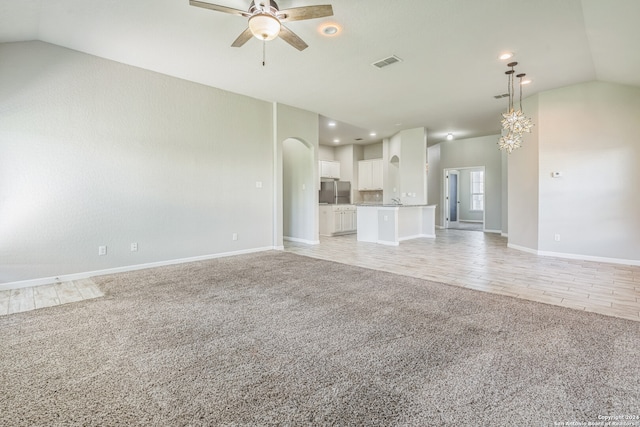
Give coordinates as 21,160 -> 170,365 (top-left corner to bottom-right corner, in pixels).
443,166 -> 486,230
444,169 -> 460,228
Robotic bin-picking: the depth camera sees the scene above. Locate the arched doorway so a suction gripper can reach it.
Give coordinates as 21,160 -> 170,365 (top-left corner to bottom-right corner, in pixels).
282,138 -> 317,244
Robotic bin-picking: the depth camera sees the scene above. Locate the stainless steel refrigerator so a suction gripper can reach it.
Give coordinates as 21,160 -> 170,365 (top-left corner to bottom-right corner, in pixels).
319,181 -> 351,204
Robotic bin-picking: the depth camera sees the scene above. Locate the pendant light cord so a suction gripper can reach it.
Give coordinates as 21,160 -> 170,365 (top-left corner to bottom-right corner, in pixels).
510,69 -> 515,112
519,76 -> 523,111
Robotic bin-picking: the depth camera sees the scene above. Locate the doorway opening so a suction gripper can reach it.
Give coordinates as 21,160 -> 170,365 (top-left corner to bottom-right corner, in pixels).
444,167 -> 485,231
282,138 -> 317,244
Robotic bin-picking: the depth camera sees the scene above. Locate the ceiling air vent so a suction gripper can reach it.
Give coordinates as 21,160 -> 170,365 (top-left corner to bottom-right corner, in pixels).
494,93 -> 509,99
355,138 -> 363,141
372,55 -> 402,69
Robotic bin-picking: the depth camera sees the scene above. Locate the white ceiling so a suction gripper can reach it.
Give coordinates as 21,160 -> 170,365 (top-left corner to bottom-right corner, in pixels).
1,0 -> 639,146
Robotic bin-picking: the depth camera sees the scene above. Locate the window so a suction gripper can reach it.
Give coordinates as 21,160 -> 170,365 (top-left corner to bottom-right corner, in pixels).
470,170 -> 484,211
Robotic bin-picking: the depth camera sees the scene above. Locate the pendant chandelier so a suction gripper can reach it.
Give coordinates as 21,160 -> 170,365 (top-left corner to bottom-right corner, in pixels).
498,62 -> 533,153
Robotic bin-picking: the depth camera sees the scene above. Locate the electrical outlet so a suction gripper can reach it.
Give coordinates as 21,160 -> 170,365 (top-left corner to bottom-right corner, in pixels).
130,242 -> 138,252
232,233 -> 238,241
554,234 -> 561,242
98,246 -> 107,256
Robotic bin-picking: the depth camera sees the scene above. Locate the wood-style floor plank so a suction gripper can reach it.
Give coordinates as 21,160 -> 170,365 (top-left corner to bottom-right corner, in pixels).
285,230 -> 640,322
3,229 -> 638,321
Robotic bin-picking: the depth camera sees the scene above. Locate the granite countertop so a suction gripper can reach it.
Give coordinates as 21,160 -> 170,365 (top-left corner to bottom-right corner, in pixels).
356,204 -> 434,207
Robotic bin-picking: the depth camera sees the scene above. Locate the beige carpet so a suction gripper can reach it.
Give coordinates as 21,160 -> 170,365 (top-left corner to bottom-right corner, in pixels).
1,251 -> 638,426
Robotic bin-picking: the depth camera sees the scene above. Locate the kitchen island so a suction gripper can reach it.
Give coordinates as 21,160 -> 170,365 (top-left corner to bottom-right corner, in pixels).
357,204 -> 436,245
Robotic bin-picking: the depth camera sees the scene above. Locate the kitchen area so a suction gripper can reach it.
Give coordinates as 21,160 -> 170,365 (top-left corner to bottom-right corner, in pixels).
318,127 -> 436,245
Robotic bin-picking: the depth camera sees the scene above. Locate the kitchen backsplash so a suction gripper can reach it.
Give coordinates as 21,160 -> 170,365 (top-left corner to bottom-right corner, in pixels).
360,191 -> 383,204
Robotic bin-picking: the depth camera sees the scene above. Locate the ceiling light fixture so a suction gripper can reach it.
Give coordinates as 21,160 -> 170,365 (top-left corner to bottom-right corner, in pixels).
520,78 -> 532,85
333,138 -> 340,144
328,121 -> 336,127
498,62 -> 534,154
499,52 -> 514,60
370,132 -> 377,137
321,24 -> 340,36
446,133 -> 454,141
248,13 -> 281,41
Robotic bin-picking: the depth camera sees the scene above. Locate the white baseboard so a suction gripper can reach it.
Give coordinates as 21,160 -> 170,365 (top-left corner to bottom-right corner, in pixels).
377,240 -> 399,246
501,232 -> 508,238
0,246 -> 277,291
483,229 -> 502,234
399,233 -> 436,241
508,243 -> 640,266
507,243 -> 540,255
283,236 -> 320,245
537,250 -> 640,267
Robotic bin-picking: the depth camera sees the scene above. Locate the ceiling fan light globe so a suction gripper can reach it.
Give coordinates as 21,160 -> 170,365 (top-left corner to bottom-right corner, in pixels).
249,13 -> 281,40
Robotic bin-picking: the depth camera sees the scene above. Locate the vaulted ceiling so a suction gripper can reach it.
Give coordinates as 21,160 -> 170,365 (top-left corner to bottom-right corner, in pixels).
1,0 -> 639,146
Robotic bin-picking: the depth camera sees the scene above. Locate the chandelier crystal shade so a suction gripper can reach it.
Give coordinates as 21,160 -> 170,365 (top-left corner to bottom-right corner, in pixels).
498,62 -> 534,153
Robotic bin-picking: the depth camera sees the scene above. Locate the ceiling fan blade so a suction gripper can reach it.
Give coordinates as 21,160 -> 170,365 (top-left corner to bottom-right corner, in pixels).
278,5 -> 333,22
279,25 -> 308,51
231,27 -> 254,47
189,0 -> 250,17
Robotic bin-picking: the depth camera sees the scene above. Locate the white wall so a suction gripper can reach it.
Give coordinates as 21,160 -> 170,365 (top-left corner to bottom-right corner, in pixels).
383,128 -> 427,205
458,168 -> 484,222
427,144 -> 442,224
0,41 -> 278,285
335,145 -> 355,184
511,81 -> 640,263
334,144 -> 362,204
318,145 -> 335,161
507,95 -> 540,250
430,135 -> 503,232
275,104 -> 319,247
383,134 -> 401,204
283,139 -> 315,243
363,142 -> 383,160
399,128 -> 428,205
501,150 -> 508,236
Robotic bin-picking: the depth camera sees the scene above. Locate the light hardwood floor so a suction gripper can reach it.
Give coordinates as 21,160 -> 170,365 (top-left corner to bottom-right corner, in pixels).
0,279 -> 103,316
285,230 -> 640,322
2,230 -> 639,322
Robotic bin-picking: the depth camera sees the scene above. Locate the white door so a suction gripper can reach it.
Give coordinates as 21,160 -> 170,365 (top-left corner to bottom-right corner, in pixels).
445,170 -> 460,228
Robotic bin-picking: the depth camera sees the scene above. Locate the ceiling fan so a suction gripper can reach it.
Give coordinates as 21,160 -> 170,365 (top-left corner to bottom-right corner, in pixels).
189,0 -> 334,51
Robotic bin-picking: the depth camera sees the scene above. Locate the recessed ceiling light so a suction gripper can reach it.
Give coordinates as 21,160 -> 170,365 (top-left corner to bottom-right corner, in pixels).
499,52 -> 514,60
320,24 -> 341,36
370,132 -> 377,137
333,139 -> 340,144
446,133 -> 454,141
520,79 -> 532,85
328,121 -> 336,127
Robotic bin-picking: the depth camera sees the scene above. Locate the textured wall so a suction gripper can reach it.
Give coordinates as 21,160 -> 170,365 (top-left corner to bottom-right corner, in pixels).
536,81 -> 640,261
0,41 -> 275,284
507,95 -> 540,250
283,139 -> 315,243
275,103 -> 319,247
434,135 -> 503,232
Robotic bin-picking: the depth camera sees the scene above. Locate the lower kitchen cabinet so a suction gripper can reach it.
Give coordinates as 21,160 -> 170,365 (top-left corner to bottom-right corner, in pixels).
319,205 -> 357,236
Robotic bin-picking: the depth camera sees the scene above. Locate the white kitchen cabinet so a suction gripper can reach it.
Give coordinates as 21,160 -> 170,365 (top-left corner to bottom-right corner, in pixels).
358,159 -> 383,190
319,204 -> 357,236
319,160 -> 341,179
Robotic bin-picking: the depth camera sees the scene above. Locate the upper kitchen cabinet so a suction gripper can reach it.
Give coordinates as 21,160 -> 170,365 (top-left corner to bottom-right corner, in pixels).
319,160 -> 341,179
358,159 -> 383,191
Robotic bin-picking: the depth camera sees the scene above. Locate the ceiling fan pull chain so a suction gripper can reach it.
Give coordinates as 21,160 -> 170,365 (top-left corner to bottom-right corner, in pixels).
262,39 -> 266,66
